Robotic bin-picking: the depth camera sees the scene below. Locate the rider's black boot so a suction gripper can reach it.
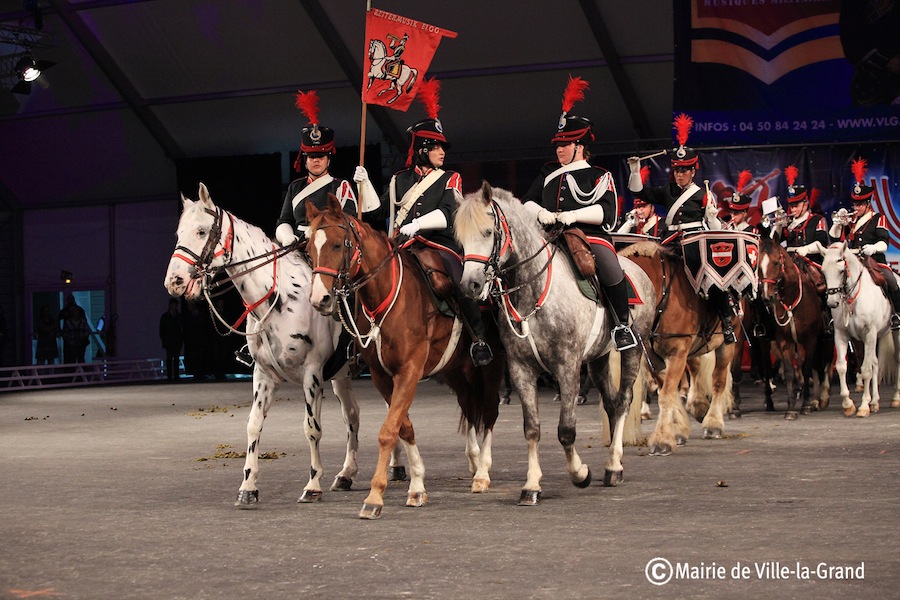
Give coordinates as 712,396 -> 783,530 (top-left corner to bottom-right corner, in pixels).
457,295 -> 493,366
608,278 -> 637,351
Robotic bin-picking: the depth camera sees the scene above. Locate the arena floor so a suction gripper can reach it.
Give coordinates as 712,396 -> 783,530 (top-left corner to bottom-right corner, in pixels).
1,376 -> 898,599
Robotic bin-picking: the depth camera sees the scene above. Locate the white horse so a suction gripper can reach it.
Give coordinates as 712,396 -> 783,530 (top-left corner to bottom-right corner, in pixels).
455,183 -> 655,504
822,242 -> 900,416
366,39 -> 418,105
163,184 -> 366,507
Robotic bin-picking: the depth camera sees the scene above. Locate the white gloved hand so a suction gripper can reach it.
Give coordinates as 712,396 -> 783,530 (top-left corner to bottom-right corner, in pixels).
861,244 -> 876,256
627,156 -> 641,174
399,219 -> 421,237
275,223 -> 299,247
537,208 -> 557,226
836,208 -> 848,218
557,211 -> 577,226
795,245 -> 809,257
353,166 -> 369,183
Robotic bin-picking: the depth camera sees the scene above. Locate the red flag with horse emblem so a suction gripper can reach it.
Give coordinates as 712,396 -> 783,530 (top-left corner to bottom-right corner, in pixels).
362,9 -> 458,111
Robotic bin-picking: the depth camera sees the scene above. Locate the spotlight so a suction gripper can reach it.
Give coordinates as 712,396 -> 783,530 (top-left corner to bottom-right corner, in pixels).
60,270 -> 72,284
10,52 -> 56,95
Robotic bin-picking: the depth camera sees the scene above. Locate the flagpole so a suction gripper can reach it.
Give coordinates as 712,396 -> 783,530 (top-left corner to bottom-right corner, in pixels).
357,0 -> 372,219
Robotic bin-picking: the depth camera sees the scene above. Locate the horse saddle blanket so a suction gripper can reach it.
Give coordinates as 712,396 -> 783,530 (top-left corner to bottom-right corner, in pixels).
680,230 -> 760,298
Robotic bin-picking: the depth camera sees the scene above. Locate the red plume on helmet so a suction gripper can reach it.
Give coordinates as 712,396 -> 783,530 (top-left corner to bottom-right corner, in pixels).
784,164 -> 807,203
669,113 -> 698,167
406,77 -> 449,167
673,113 -> 693,147
552,76 -> 594,145
809,188 -> 820,207
417,77 -> 442,120
736,170 -> 753,193
850,156 -> 875,201
785,164 -> 798,187
295,90 -> 320,125
293,89 -> 335,171
729,169 -> 753,211
561,76 -> 589,114
851,157 -> 868,184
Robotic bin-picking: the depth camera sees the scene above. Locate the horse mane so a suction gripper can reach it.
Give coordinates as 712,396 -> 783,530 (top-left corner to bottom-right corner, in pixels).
619,240 -> 664,259
457,184 -> 540,247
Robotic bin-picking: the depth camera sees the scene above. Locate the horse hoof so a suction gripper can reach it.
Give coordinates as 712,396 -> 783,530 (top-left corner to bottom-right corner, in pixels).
870,404 -> 879,414
359,503 -> 383,519
842,406 -> 856,417
501,395 -> 511,405
784,411 -> 798,421
820,398 -> 831,410
406,492 -> 427,507
471,478 -> 490,493
389,466 -> 408,481
576,395 -> 587,405
234,489 -> 259,508
729,409 -> 742,420
518,489 -> 542,506
649,443 -> 672,457
297,489 -> 323,503
800,406 -> 812,416
891,400 -> 900,409
603,469 -> 624,487
702,427 -> 723,440
808,400 -> 820,411
676,434 -> 687,446
330,476 -> 353,492
573,468 -> 592,488
641,413 -> 652,421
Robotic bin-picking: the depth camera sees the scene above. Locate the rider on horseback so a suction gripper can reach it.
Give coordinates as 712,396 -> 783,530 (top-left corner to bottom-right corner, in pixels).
771,165 -> 829,304
275,90 -> 380,248
626,114 -> 738,344
830,157 -> 900,330
522,76 -> 637,352
353,79 -> 493,366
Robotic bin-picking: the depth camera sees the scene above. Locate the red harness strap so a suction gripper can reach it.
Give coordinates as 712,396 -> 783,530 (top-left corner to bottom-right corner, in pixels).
233,245 -> 278,329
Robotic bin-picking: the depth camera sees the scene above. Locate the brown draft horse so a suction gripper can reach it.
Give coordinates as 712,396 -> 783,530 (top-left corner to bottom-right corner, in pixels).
305,196 -> 504,519
618,242 -> 738,455
758,237 -> 831,418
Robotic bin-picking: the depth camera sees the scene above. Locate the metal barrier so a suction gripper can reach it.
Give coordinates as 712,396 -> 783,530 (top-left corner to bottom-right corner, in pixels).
0,358 -> 178,392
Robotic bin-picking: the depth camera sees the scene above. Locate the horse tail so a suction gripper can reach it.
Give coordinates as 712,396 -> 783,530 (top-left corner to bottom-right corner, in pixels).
405,68 -> 418,93
879,331 -> 897,384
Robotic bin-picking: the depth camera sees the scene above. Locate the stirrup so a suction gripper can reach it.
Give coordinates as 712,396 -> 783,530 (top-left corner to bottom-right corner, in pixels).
891,314 -> 900,330
235,344 -> 254,368
722,327 -> 738,345
470,341 -> 493,367
752,323 -> 767,338
612,324 -> 637,351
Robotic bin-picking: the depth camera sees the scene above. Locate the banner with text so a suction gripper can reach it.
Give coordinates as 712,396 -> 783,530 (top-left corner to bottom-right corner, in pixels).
362,9 -> 457,111
673,0 -> 900,145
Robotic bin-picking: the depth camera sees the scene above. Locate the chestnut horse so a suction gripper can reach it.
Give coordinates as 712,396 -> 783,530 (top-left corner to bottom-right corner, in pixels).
618,242 -> 738,455
306,196 -> 504,519
757,237 -> 831,418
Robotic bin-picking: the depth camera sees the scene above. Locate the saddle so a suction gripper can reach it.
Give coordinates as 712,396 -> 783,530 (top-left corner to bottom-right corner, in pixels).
793,256 -> 826,294
385,58 -> 403,78
560,227 -> 596,279
408,246 -> 454,299
864,255 -> 887,286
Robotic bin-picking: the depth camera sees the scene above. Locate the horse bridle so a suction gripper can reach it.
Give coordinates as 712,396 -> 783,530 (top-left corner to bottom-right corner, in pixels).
825,252 -> 862,305
172,205 -> 233,276
463,199 -> 558,297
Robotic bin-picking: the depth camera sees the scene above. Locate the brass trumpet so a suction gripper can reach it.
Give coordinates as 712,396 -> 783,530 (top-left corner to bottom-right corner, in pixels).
761,207 -> 788,228
832,209 -> 853,227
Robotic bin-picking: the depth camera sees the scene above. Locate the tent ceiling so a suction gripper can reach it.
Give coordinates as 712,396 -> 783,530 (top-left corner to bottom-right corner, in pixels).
0,0 -> 674,209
